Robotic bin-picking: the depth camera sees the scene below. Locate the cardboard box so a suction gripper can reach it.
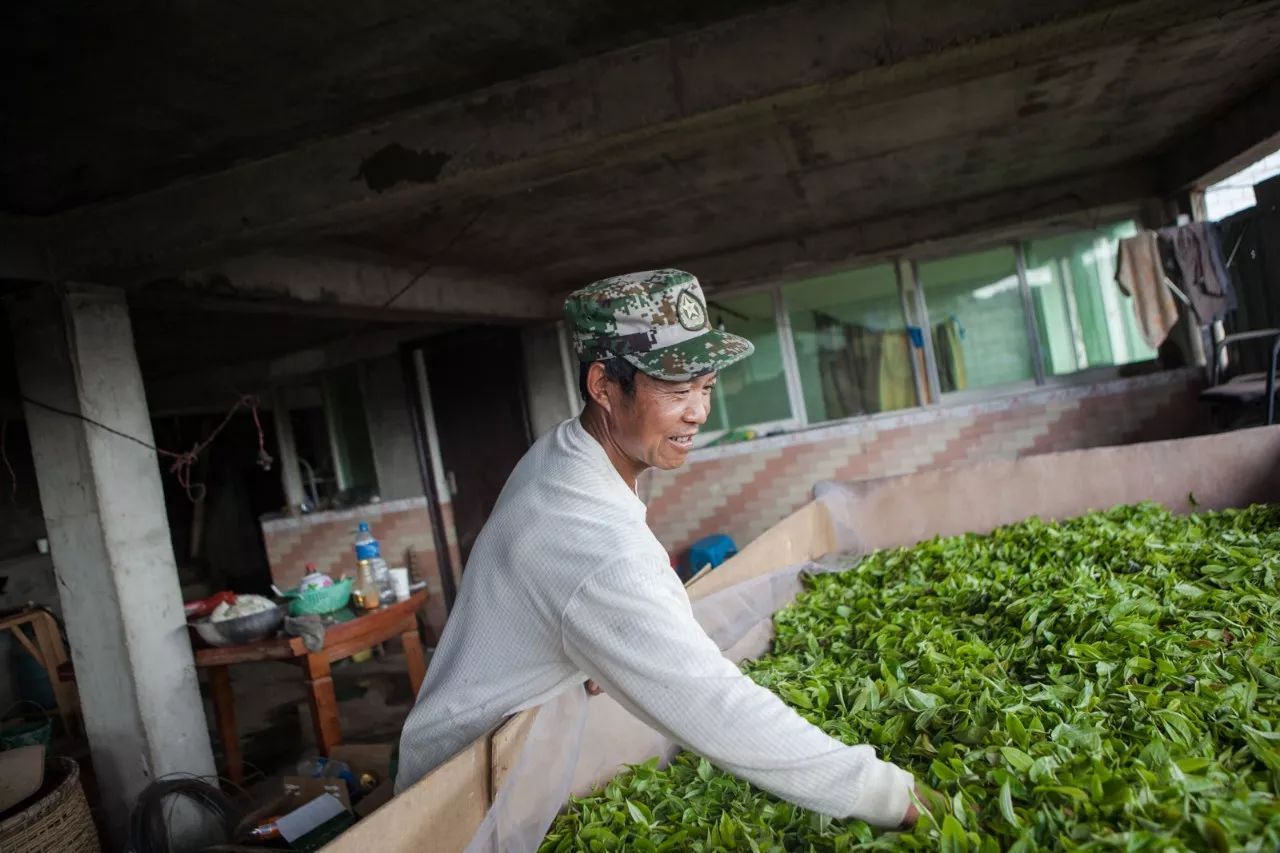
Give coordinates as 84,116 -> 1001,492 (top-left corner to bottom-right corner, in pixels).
282,743 -> 395,814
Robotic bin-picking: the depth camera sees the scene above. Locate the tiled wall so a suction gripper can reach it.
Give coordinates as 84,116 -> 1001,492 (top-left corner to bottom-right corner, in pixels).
642,369 -> 1206,558
260,497 -> 461,640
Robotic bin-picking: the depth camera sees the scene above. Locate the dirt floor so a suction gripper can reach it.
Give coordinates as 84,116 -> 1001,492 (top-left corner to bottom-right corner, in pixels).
31,642 -> 426,846
198,641 -> 425,792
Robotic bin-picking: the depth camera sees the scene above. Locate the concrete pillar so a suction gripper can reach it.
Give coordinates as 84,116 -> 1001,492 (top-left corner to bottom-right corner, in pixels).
521,321 -> 579,439
272,386 -> 307,514
9,283 -> 216,843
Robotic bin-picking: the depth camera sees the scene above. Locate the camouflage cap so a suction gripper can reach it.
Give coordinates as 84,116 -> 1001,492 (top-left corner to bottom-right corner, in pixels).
564,269 -> 754,381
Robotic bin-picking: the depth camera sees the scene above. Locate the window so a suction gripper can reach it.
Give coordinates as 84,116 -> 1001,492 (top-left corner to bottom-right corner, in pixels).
702,291 -> 794,439
1204,149 -> 1280,221
280,366 -> 379,511
687,217 -> 1175,448
917,247 -> 1034,392
1025,222 -> 1156,375
784,264 -> 917,423
323,366 -> 378,495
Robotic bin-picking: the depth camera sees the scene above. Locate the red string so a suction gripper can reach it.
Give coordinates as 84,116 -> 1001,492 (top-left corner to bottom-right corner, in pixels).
16,393 -> 272,505
156,395 -> 271,502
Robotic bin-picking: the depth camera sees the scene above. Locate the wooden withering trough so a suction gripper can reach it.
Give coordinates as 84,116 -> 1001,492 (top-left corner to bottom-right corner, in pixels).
325,426 -> 1280,852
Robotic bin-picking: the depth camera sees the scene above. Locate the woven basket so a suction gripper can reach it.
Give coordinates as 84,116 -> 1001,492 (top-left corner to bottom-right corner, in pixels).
0,757 -> 101,852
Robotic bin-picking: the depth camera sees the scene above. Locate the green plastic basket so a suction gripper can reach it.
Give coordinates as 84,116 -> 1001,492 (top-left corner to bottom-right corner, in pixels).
0,701 -> 53,751
288,578 -> 354,616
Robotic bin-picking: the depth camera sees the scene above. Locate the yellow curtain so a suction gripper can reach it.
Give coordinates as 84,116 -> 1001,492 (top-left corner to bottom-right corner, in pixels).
877,331 -> 917,411
933,319 -> 968,392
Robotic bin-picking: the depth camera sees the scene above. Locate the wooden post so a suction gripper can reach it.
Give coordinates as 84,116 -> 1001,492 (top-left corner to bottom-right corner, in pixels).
207,666 -> 242,785
302,654 -> 342,755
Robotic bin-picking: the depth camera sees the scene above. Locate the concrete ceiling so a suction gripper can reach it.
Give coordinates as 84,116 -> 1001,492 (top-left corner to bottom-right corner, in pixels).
321,0 -> 1280,292
5,0 -> 1280,311
1,0 -> 790,215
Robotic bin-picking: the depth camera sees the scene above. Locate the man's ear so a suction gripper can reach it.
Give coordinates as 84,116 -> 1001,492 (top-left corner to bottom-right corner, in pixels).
586,361 -> 614,414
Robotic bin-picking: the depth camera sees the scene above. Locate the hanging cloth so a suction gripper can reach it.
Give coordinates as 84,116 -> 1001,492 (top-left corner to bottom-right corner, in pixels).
1158,223 -> 1235,323
1116,231 -> 1179,348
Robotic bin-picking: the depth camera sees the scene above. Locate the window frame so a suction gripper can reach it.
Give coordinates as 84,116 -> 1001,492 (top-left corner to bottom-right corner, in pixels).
697,215 -> 1163,447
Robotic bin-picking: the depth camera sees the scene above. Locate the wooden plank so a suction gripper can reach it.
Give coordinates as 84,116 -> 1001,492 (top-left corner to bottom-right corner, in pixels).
823,426 -> 1280,553
490,708 -> 539,799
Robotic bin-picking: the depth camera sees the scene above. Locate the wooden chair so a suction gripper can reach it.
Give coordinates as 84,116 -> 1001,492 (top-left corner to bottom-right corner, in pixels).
0,607 -> 80,736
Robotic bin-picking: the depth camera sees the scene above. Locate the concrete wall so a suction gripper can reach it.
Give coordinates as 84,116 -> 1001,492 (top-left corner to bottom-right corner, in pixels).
363,355 -> 426,502
0,420 -> 57,709
522,322 -> 578,439
642,368 -> 1207,560
0,420 -> 48,560
0,553 -> 60,713
260,497 -> 461,641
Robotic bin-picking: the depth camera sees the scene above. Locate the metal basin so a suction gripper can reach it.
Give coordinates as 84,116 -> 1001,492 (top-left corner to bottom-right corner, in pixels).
191,603 -> 286,647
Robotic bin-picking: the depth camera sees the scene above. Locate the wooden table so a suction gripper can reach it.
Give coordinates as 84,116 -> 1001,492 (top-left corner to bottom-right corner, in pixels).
193,591 -> 427,785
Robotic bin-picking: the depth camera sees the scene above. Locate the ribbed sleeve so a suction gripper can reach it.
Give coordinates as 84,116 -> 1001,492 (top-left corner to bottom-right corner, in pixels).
561,558 -> 914,826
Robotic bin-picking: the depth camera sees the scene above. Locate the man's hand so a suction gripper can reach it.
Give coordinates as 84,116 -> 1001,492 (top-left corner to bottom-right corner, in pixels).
584,679 -> 603,696
900,784 -> 945,828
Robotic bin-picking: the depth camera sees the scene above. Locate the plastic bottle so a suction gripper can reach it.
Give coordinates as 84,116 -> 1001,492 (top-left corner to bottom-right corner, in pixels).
354,522 -> 379,561
354,522 -> 396,606
355,560 -> 381,612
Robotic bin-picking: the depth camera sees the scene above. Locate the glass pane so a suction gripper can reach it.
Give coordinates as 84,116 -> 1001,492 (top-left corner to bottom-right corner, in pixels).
783,264 -> 915,423
918,247 -> 1033,392
703,291 -> 792,434
1025,221 -> 1157,375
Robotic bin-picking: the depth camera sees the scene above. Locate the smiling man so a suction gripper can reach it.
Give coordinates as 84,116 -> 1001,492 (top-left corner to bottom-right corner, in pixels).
395,270 -> 918,828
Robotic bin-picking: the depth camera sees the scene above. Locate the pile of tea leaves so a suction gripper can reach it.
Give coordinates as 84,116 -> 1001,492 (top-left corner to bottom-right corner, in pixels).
541,503 -> 1280,851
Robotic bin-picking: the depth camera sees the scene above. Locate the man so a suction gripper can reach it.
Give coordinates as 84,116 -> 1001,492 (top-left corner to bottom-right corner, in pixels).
396,269 -> 919,827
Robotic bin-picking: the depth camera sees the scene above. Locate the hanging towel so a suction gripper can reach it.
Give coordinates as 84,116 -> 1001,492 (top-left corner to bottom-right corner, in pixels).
1116,231 -> 1179,348
1158,223 -> 1234,323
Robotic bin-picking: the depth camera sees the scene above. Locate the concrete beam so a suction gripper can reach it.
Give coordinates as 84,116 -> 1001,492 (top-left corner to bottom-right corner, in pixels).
152,252 -> 556,323
35,0 -> 1238,280
143,322 -> 449,415
1159,71 -> 1280,191
547,164 -> 1155,295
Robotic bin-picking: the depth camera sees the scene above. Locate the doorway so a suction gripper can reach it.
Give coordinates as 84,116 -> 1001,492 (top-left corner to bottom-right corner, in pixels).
416,327 -> 532,567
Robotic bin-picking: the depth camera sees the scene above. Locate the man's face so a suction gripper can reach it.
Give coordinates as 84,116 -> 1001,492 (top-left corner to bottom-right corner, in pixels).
613,370 -> 717,471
